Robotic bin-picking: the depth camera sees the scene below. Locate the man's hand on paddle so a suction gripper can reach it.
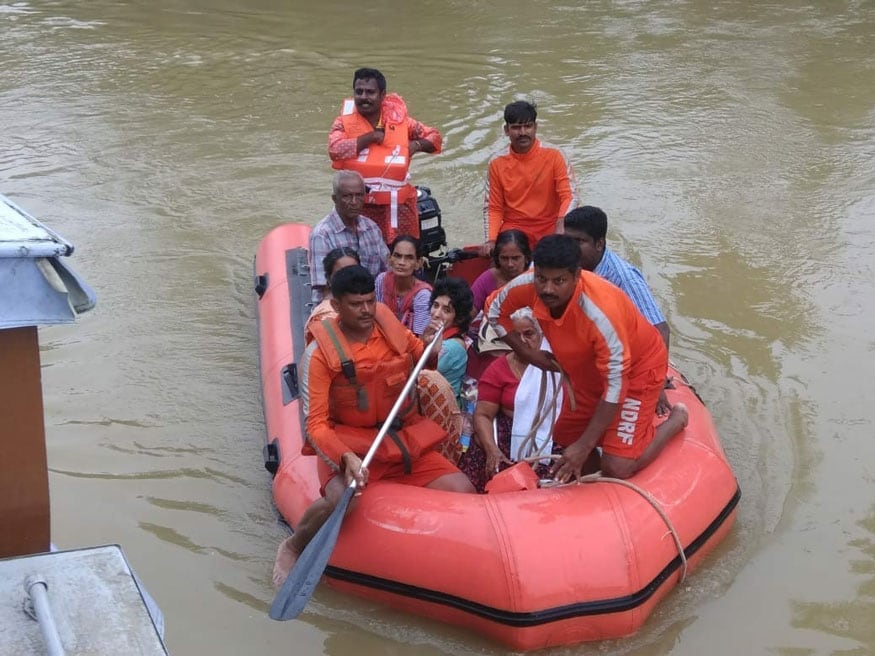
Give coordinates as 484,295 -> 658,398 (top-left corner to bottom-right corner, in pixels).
340,452 -> 368,492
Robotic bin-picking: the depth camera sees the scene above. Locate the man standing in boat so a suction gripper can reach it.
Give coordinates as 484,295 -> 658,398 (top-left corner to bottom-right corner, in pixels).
481,100 -> 578,255
329,68 -> 443,244
272,266 -> 474,588
309,171 -> 389,303
563,206 -> 672,414
486,234 -> 688,482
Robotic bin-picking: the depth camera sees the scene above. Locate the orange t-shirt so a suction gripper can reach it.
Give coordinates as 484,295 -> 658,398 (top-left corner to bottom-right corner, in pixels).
483,139 -> 578,245
486,270 -> 666,428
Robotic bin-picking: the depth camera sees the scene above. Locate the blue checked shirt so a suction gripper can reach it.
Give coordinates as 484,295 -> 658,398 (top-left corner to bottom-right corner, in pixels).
594,247 -> 666,326
309,209 -> 389,302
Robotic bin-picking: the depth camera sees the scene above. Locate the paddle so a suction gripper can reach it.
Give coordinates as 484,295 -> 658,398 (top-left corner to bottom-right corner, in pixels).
269,324 -> 445,621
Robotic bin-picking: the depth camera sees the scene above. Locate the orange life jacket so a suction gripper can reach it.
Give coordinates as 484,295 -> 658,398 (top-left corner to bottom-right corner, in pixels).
331,94 -> 417,208
304,304 -> 445,469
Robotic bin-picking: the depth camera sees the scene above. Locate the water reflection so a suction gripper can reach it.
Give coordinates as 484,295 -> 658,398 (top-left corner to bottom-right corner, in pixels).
789,505 -> 875,652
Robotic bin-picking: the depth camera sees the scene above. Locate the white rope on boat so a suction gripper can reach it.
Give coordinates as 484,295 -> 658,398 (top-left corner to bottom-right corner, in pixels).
522,457 -> 689,583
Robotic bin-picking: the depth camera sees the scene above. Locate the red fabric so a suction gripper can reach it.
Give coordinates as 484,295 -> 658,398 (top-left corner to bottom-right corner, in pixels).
477,355 -> 519,411
600,363 -> 664,459
361,197 -> 420,242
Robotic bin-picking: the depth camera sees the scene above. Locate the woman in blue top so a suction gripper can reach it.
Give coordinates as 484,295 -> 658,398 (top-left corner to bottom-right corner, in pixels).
428,277 -> 474,403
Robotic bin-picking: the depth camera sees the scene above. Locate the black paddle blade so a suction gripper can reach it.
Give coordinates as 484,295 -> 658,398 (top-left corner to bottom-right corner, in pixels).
269,486 -> 355,621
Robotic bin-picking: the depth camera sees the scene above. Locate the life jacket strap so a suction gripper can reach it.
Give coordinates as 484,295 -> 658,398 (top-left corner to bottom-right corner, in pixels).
322,319 -> 368,412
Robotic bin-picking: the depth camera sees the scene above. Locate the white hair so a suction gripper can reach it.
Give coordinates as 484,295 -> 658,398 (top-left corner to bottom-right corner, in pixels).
332,170 -> 365,195
510,306 -> 541,335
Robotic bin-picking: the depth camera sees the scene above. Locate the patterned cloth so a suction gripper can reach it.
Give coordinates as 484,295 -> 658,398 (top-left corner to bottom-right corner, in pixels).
361,197 -> 420,244
417,369 -> 463,465
308,209 -> 389,302
594,247 -> 666,326
457,412 -> 514,493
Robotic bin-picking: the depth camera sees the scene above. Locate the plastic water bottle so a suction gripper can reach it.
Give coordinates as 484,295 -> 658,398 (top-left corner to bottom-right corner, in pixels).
459,377 -> 478,452
459,406 -> 474,452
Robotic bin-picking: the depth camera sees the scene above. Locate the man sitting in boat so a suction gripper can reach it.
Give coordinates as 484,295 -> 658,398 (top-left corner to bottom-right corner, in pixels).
329,67 -> 442,243
487,234 -> 688,482
273,265 -> 475,588
480,100 -> 579,256
309,171 -> 389,303
563,206 -> 673,414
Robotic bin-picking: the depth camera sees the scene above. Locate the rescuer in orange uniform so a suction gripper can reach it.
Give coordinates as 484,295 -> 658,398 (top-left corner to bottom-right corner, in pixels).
272,265 -> 473,588
329,68 -> 442,243
487,234 -> 688,482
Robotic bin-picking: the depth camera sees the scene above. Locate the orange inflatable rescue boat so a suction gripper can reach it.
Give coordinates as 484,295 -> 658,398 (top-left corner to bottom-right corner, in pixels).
254,223 -> 740,651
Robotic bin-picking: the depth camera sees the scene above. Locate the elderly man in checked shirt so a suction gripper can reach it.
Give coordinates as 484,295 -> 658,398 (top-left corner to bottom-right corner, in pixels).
309,171 -> 389,303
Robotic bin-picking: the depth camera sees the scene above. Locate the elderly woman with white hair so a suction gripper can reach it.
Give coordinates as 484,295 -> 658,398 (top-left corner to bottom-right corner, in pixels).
457,307 -> 562,492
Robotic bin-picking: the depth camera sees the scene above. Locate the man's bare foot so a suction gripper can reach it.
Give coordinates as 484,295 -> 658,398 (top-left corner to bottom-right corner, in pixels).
664,402 -> 689,435
656,389 -> 672,416
272,536 -> 300,589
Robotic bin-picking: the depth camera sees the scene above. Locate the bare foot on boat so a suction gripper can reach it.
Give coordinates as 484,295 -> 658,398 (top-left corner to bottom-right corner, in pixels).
272,536 -> 300,589
663,402 -> 689,435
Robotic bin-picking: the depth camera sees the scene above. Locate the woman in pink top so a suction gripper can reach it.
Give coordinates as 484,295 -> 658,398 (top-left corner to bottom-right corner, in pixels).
467,230 -> 532,379
470,229 -> 531,315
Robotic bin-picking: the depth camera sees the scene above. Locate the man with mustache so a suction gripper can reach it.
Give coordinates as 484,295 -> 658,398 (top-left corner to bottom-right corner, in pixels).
486,235 -> 688,484
273,265 -> 474,588
481,101 -> 579,255
329,68 -> 443,244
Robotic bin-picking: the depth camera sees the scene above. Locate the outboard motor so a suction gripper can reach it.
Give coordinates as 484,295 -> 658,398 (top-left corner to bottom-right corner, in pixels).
415,185 -> 484,283
417,186 -> 446,256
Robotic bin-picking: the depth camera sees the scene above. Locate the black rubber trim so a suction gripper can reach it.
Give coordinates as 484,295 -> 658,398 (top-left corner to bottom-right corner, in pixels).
263,439 -> 280,476
281,363 -> 300,404
323,484 -> 741,627
255,273 -> 269,299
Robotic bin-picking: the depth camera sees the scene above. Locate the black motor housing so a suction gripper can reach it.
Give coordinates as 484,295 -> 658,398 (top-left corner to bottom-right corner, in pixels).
416,186 -> 446,256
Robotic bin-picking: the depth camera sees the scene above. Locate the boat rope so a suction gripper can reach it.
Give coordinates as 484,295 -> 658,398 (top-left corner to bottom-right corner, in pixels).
519,456 -> 688,583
